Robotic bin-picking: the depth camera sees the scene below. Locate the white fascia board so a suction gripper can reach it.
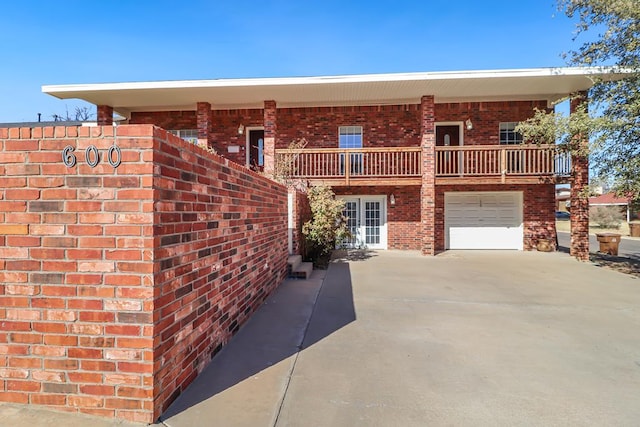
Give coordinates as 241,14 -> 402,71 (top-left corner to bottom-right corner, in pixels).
41,66 -> 619,96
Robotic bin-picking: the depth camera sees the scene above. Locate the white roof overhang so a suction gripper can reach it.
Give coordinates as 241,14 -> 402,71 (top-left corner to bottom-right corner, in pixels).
42,67 -> 624,117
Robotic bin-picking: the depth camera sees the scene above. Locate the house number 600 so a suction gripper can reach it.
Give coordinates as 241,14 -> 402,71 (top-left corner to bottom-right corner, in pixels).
62,145 -> 121,168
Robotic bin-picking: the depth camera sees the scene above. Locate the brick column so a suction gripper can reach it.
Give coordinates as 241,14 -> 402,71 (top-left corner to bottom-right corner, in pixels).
263,100 -> 277,177
196,102 -> 213,148
96,105 -> 113,126
420,95 -> 436,255
570,91 -> 590,261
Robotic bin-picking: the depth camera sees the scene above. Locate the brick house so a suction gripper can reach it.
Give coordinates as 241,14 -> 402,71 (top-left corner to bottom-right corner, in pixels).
44,67 -> 613,260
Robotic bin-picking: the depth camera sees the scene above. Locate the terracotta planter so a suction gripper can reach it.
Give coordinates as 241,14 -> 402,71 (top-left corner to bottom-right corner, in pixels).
596,233 -> 621,256
536,239 -> 553,252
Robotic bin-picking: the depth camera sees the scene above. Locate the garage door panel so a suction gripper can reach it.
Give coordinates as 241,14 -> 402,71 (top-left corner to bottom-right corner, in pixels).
449,227 -> 522,250
445,192 -> 523,250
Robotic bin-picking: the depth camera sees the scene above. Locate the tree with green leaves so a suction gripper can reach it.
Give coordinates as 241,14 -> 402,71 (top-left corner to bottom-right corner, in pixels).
517,0 -> 639,199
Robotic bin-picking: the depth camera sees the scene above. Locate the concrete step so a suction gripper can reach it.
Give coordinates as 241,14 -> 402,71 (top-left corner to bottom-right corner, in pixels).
290,261 -> 313,280
287,255 -> 302,274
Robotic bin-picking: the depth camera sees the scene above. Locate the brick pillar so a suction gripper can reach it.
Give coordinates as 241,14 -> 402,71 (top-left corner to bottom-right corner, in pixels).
263,100 -> 277,177
96,105 -> 113,125
420,95 -> 436,255
570,92 -> 590,261
196,102 -> 212,148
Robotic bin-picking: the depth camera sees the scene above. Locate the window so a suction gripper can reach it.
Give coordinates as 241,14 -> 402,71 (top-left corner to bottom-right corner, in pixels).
339,126 -> 363,175
339,126 -> 363,149
169,129 -> 198,144
499,122 -> 524,173
499,122 -> 523,145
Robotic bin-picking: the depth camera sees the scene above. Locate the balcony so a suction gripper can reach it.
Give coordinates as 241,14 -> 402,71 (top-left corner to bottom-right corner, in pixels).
274,145 -> 571,186
435,145 -> 572,184
274,147 -> 422,186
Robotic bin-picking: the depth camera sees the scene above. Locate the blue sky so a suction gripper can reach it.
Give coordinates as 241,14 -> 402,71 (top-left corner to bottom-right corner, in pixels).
0,0 -> 582,122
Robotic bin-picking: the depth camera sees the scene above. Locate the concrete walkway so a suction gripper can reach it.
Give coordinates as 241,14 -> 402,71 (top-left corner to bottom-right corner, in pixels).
3,250 -> 640,426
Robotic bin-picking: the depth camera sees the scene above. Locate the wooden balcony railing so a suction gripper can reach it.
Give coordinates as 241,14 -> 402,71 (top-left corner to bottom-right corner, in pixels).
274,145 -> 570,185
274,147 -> 421,185
435,145 -> 570,177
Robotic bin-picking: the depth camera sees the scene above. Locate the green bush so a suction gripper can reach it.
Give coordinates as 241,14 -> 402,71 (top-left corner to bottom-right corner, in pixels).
302,186 -> 349,261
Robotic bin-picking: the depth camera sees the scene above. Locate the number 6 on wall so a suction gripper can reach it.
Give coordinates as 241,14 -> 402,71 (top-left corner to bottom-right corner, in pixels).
61,144 -> 121,169
62,145 -> 77,167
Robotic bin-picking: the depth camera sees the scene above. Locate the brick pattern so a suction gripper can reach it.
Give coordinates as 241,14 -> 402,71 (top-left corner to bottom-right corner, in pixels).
0,125 -> 288,423
421,96 -> 436,255
289,189 -> 311,256
196,102 -> 212,148
435,184 -> 556,252
0,125 -> 155,422
569,93 -> 590,260
263,100 -> 277,177
152,130 -> 287,417
96,106 -> 113,126
436,101 -> 549,145
276,104 -> 422,149
129,100 -> 548,169
129,109 -> 264,166
130,110 -> 197,130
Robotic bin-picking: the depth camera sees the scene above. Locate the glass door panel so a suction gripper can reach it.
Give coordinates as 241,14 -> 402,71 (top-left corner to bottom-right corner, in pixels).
364,201 -> 381,245
342,199 -> 360,248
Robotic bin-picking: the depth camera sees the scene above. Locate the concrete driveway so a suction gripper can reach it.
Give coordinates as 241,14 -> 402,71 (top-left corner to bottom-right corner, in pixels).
4,250 -> 640,426
158,250 -> 640,426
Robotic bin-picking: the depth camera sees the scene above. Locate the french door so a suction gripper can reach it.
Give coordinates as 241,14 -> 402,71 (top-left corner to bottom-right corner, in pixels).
339,196 -> 387,250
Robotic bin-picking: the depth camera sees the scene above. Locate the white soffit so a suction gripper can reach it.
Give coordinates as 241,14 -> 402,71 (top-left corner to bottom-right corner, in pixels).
42,67 -> 622,115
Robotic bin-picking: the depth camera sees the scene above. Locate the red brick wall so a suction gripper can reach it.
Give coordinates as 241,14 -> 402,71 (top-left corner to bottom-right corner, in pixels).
436,101 -> 549,145
569,92 -> 590,260
421,95 -> 436,255
130,110 -> 197,130
152,130 -> 288,415
0,125 -> 288,423
434,184 -> 556,252
275,101 -> 545,149
263,101 -> 277,176
290,190 -> 311,256
0,125 -> 156,422
333,186 -> 421,250
96,105 -> 113,126
129,101 -> 547,168
129,109 -> 263,165
276,105 -> 422,149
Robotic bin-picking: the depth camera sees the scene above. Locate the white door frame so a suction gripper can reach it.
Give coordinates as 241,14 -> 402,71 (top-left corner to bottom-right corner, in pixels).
245,126 -> 265,167
338,195 -> 387,250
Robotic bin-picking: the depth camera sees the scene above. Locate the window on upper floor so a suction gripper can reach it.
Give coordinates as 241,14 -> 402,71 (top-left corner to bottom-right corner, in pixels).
499,122 -> 523,145
338,126 -> 363,175
338,126 -> 363,149
169,129 -> 198,144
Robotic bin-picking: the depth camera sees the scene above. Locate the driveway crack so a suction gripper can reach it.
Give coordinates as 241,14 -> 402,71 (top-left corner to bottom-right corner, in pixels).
271,275 -> 327,427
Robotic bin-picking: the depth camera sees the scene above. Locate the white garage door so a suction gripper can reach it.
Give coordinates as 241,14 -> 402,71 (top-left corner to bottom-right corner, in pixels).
445,192 -> 523,250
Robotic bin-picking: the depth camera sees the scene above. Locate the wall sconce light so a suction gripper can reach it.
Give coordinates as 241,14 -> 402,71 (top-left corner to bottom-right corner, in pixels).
238,124 -> 245,135
465,118 -> 473,131
390,194 -> 396,206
